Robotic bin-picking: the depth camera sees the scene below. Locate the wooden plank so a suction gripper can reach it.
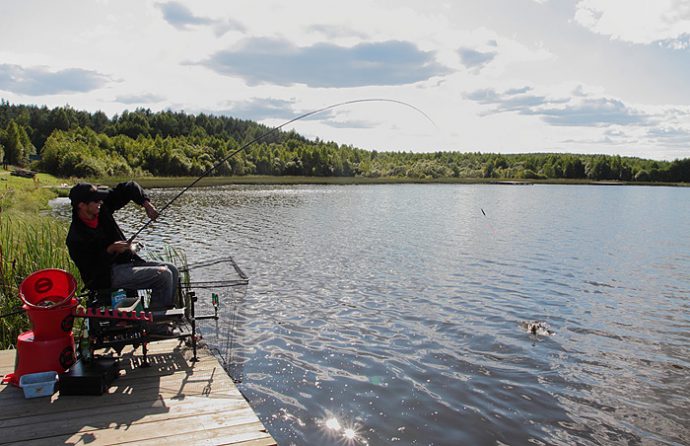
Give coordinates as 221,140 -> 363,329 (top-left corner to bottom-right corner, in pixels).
0,407 -> 265,446
0,375 -> 243,416
113,423 -> 275,446
231,438 -> 278,446
3,408 -> 260,446
0,350 -> 16,377
0,355 -> 242,412
0,372 -> 244,418
0,340 -> 199,376
0,340 -> 276,446
1,397 -> 252,443
1,341 -> 223,391
0,390 -> 247,428
235,439 -> 281,446
1,358 -> 225,391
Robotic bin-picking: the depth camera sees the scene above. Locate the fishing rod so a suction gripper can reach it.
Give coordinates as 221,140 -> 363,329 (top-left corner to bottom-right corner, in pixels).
128,98 -> 436,243
0,306 -> 25,319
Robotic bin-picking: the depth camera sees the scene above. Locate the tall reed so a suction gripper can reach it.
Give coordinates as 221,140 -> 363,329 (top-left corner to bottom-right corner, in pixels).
0,212 -> 81,349
157,244 -> 190,286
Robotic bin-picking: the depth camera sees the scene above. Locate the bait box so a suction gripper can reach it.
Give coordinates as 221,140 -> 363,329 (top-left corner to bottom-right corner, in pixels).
19,371 -> 58,399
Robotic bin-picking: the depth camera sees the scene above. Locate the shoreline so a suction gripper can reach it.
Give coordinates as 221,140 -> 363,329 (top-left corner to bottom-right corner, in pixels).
88,175 -> 690,189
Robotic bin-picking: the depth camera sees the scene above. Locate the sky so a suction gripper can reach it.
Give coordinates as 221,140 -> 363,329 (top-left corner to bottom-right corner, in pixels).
1,0 -> 689,160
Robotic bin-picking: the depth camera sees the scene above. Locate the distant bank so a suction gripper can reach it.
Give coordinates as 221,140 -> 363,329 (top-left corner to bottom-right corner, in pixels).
91,175 -> 690,189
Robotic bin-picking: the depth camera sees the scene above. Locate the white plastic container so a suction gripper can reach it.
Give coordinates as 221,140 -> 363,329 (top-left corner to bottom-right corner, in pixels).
19,371 -> 58,399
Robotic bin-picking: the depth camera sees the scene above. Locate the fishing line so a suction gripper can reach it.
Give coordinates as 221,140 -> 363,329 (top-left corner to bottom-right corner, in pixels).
128,98 -> 436,243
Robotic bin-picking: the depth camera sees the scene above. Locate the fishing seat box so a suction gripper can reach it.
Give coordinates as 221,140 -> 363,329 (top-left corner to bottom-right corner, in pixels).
59,358 -> 119,396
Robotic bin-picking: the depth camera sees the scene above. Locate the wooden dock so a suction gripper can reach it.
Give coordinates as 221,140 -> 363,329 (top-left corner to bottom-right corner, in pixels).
0,340 -> 276,446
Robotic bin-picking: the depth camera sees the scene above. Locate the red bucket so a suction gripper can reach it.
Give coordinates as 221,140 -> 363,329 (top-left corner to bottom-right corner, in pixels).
3,330 -> 75,386
19,269 -> 78,341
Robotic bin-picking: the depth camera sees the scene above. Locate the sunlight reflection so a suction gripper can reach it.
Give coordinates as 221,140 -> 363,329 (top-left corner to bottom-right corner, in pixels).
320,412 -> 367,445
326,417 -> 342,431
344,427 -> 357,440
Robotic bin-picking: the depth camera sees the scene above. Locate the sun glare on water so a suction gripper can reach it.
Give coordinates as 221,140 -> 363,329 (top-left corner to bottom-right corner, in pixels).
326,417 -> 342,430
343,427 -> 357,440
322,415 -> 366,445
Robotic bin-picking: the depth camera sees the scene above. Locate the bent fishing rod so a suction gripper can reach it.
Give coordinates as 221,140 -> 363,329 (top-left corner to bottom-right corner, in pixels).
128,98 -> 436,243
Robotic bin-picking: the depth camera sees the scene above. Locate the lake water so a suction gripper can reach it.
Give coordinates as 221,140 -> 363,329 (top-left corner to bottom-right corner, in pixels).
55,184 -> 690,445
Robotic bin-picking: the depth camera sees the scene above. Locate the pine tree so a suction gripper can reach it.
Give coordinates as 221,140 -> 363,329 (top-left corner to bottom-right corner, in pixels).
3,120 -> 25,166
1,120 -> 36,166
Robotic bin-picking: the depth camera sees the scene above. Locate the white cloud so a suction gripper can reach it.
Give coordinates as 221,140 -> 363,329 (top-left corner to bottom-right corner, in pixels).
156,1 -> 245,35
575,0 -> 690,47
200,38 -> 449,87
0,64 -> 109,96
457,47 -> 498,73
464,83 -> 650,126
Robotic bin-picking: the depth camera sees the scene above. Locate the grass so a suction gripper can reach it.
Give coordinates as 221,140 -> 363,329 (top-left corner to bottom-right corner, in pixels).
0,211 -> 81,349
0,168 -> 67,213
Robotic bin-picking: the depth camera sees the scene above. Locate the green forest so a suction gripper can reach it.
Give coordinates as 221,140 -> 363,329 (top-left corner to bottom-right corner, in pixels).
1,100 -> 689,182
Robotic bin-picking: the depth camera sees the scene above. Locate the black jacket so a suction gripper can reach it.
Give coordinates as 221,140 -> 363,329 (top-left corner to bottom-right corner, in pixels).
66,181 -> 149,289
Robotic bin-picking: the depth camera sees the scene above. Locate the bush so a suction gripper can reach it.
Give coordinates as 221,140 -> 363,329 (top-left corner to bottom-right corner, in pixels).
520,169 -> 545,180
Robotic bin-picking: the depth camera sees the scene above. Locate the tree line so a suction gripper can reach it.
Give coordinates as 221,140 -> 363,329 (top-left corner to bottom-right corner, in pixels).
1,100 -> 688,182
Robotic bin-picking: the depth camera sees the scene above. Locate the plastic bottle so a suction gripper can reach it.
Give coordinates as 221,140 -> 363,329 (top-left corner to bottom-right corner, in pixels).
111,289 -> 127,308
80,321 -> 92,362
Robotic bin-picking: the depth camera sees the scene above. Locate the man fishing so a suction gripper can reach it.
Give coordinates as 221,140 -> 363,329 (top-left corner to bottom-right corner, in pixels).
66,181 -> 178,310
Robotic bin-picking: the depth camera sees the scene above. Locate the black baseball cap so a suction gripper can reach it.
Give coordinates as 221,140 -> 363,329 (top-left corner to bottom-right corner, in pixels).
69,183 -> 110,206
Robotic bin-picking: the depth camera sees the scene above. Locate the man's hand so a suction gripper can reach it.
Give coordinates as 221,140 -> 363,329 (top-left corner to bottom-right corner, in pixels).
107,241 -> 132,255
143,200 -> 159,221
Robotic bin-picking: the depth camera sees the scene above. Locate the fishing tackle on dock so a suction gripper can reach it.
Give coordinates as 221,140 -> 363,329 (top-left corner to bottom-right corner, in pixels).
128,98 -> 436,243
